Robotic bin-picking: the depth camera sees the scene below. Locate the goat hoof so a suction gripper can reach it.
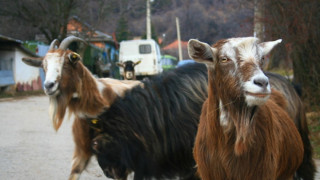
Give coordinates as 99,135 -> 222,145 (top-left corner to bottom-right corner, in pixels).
68,173 -> 80,180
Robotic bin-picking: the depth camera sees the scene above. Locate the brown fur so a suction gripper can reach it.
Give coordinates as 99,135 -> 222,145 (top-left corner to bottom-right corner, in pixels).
267,72 -> 316,180
194,71 -> 304,180
22,38 -> 142,180
190,38 -> 304,180
42,49 -> 141,179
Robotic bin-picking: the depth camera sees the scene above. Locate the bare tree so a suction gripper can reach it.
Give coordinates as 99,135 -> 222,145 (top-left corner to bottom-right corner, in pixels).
0,0 -> 84,42
262,0 -> 320,106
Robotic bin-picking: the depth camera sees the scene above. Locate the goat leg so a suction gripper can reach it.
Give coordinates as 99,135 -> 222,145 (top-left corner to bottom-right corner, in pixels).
69,117 -> 92,180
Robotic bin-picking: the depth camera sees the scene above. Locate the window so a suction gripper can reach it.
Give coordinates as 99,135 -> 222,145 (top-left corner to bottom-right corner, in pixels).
139,44 -> 151,54
0,58 -> 13,70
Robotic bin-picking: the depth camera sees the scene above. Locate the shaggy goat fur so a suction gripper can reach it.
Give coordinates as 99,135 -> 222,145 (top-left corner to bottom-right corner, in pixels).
189,37 -> 304,180
90,66 -> 313,180
266,72 -> 316,180
91,63 -> 208,180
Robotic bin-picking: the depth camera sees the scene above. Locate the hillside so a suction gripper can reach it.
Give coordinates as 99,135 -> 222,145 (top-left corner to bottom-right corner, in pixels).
0,0 -> 254,45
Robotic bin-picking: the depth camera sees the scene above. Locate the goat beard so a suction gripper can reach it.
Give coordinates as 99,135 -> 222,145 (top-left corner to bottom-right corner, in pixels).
233,106 -> 257,156
49,94 -> 68,131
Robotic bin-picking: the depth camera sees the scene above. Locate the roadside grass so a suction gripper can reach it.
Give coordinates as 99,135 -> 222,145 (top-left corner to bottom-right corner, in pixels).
0,90 -> 44,99
307,111 -> 320,159
269,68 -> 293,78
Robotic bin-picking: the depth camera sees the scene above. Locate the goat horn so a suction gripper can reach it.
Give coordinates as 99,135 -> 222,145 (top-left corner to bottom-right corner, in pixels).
59,36 -> 86,50
49,39 -> 59,50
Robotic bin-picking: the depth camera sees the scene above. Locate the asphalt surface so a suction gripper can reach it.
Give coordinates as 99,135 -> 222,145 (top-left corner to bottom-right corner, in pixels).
0,95 -> 107,180
0,95 -> 319,180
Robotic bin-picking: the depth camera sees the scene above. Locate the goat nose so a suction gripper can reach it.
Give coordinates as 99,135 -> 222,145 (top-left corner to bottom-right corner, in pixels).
254,78 -> 269,88
44,82 -> 55,89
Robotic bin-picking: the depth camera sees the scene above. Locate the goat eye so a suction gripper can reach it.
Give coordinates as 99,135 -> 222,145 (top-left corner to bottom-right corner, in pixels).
69,53 -> 80,63
220,57 -> 229,63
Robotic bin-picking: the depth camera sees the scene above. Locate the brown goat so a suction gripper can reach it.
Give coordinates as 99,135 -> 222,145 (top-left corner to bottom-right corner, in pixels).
188,37 -> 304,180
22,36 -> 141,180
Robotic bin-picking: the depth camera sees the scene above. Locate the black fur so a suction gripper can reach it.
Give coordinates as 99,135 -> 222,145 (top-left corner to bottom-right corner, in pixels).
89,68 -> 315,180
92,63 -> 208,180
123,61 -> 135,71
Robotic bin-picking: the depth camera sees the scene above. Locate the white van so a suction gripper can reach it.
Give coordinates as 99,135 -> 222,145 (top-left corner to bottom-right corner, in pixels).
119,39 -> 163,78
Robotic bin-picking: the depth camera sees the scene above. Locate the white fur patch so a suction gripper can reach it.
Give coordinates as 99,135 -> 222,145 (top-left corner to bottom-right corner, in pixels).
96,80 -> 106,95
223,37 -> 261,63
72,92 -> 79,98
218,37 -> 271,107
219,100 -> 228,126
48,97 -> 58,123
43,52 -> 65,95
243,69 -> 270,106
125,71 -> 134,79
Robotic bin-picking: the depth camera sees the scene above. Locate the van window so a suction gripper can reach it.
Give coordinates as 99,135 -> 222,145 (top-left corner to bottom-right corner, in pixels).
139,44 -> 151,54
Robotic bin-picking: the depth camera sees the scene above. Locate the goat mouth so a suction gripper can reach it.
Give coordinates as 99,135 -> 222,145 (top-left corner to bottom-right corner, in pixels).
245,91 -> 270,98
45,89 -> 60,96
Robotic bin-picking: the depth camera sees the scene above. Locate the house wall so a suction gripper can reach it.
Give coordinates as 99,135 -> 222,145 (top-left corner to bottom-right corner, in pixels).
14,48 -> 41,91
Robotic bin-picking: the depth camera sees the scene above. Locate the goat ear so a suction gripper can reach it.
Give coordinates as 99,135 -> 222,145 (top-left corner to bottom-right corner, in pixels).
188,39 -> 217,64
134,60 -> 141,66
259,39 -> 282,56
116,62 -> 124,67
22,57 -> 43,67
68,52 -> 81,64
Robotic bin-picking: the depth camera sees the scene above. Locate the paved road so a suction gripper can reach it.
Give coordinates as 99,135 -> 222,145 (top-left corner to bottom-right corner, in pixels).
0,95 -> 107,180
0,95 -> 319,180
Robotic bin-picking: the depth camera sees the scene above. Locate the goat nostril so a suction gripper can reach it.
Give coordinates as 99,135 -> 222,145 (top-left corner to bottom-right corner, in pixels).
254,78 -> 269,88
45,82 -> 55,89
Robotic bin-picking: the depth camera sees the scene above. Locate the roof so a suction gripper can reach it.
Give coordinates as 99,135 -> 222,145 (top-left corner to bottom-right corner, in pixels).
0,34 -> 39,57
120,39 -> 158,44
0,34 -> 23,44
162,40 -> 188,50
68,16 -> 114,43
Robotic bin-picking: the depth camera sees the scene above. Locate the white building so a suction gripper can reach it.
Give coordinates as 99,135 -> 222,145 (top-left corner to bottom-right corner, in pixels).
0,35 -> 41,91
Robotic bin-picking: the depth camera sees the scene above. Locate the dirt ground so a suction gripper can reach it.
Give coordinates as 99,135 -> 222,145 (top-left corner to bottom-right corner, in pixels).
0,95 -> 319,180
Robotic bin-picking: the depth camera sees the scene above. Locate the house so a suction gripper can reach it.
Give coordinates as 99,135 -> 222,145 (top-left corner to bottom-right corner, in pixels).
67,16 -> 120,78
0,35 -> 41,92
162,40 -> 189,60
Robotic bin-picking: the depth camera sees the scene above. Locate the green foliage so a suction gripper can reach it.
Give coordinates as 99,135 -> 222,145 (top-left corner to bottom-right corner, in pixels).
116,15 -> 130,42
307,112 -> 320,158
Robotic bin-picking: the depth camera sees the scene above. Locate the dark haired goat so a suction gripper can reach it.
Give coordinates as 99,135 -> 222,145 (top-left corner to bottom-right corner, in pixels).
266,72 -> 316,180
117,60 -> 141,80
89,63 -> 314,179
91,63 -> 208,180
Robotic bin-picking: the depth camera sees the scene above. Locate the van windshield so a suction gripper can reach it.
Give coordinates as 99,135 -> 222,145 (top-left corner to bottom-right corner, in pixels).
139,44 -> 152,54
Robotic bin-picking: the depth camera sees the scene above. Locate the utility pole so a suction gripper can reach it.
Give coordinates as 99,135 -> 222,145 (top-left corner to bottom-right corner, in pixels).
146,0 -> 151,40
176,17 -> 183,61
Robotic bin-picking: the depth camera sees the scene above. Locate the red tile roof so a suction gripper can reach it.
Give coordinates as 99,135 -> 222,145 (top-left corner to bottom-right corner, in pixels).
162,40 -> 188,50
